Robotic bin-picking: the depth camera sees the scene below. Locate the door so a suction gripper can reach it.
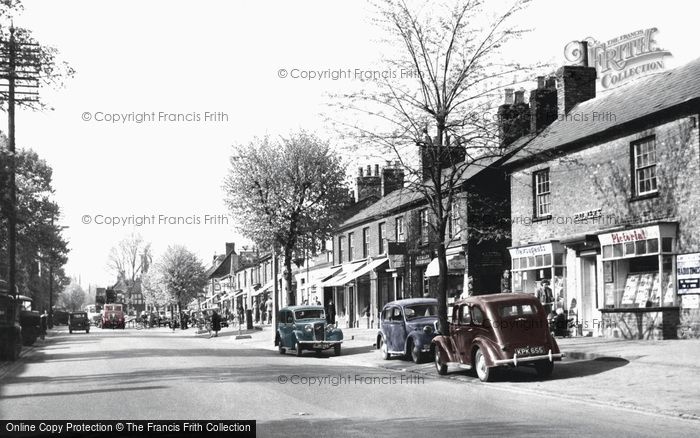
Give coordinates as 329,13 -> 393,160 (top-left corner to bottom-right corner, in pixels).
385,306 -> 407,352
581,256 -> 597,334
451,304 -> 476,364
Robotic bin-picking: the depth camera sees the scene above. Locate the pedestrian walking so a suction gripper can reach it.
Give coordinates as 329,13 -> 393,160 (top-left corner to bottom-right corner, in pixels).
210,310 -> 221,338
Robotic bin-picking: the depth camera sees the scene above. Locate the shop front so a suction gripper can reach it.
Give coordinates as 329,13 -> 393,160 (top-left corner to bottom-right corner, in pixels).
425,247 -> 465,304
597,223 -> 680,339
509,241 -> 567,314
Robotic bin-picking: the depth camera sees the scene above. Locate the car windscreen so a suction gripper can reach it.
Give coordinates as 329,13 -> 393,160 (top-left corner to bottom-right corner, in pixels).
404,304 -> 438,320
71,314 -> 87,320
499,304 -> 538,318
294,309 -> 324,320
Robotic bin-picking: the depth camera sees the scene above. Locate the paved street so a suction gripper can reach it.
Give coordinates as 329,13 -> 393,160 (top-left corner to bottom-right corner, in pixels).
1,327 -> 699,437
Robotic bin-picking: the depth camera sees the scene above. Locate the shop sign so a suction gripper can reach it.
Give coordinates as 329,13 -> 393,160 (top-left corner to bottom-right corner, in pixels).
448,255 -> 466,271
415,253 -> 432,266
598,225 -> 659,246
573,208 -> 602,222
677,253 -> 700,294
509,243 -> 551,258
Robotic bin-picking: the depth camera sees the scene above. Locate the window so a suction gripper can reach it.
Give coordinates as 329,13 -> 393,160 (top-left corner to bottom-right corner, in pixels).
534,169 -> 551,218
362,227 -> 370,258
448,202 -> 461,240
348,232 -> 355,261
419,209 -> 429,244
378,222 -> 386,254
338,236 -> 345,263
395,217 -> 405,242
633,137 -> 657,196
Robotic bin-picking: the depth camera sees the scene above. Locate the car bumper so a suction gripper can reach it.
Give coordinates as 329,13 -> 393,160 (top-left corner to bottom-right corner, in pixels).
493,350 -> 565,366
297,340 -> 342,350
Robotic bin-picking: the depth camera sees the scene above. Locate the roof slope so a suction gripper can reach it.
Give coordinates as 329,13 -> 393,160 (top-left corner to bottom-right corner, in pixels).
507,57 -> 700,165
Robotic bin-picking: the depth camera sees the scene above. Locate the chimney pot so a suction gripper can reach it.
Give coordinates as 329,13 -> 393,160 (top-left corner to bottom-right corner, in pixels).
504,88 -> 514,105
366,165 -> 371,176
374,164 -> 380,176
537,76 -> 545,89
358,167 -> 363,177
579,40 -> 589,67
514,89 -> 525,105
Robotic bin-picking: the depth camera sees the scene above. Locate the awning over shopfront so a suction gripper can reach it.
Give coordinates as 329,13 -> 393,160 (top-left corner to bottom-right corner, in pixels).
320,258 -> 389,287
425,253 -> 465,277
297,265 -> 342,290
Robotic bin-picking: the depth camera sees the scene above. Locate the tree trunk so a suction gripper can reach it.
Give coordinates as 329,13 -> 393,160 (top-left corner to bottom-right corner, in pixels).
283,245 -> 295,306
436,243 -> 449,334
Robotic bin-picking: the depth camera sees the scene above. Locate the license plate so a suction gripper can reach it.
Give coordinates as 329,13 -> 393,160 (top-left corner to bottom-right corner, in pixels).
515,346 -> 545,356
313,343 -> 329,349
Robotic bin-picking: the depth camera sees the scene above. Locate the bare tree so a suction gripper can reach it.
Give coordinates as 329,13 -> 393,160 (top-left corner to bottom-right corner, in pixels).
334,0 -> 535,331
107,233 -> 151,283
224,131 -> 350,306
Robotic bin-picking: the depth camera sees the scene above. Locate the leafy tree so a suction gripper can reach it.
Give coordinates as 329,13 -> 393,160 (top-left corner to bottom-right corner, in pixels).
152,245 -> 207,314
224,131 -> 350,306
106,233 -> 152,309
57,280 -> 86,312
0,138 -> 69,305
335,0 -> 535,331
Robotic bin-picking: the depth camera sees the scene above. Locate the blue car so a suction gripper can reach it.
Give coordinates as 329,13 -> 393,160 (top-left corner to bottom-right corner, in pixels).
275,306 -> 343,357
377,298 -> 438,363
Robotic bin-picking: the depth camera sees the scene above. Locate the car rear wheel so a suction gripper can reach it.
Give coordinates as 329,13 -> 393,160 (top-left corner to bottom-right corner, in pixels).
474,348 -> 493,382
535,360 -> 554,379
434,345 -> 447,375
379,337 -> 390,360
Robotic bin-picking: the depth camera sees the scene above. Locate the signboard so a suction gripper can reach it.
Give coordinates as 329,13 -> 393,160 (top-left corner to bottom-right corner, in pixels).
509,243 -> 552,258
448,255 -> 466,271
573,208 -> 602,222
415,253 -> 433,266
677,253 -> 700,294
598,226 -> 659,247
635,273 -> 655,308
681,294 -> 700,309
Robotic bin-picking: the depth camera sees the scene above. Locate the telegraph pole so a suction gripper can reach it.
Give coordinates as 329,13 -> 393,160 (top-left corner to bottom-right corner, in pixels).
0,25 -> 40,300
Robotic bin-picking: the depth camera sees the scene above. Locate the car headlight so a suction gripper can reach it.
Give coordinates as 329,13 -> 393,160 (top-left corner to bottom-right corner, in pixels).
304,324 -> 313,333
423,325 -> 434,334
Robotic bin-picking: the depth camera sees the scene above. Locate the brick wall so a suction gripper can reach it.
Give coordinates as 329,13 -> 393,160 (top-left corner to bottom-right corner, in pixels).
511,115 -> 700,252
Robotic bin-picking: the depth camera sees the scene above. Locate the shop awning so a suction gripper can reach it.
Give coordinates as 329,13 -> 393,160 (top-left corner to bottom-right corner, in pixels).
297,266 -> 342,290
425,254 -> 464,277
321,258 -> 389,287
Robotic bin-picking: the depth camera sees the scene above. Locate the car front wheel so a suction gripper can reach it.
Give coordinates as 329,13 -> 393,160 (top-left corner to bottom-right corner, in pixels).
409,340 -> 422,364
295,339 -> 303,357
434,345 -> 447,375
474,348 -> 493,382
379,337 -> 390,360
334,344 -> 341,356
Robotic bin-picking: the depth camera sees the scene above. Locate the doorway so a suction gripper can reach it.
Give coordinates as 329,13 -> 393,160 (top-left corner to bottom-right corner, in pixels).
581,256 -> 597,335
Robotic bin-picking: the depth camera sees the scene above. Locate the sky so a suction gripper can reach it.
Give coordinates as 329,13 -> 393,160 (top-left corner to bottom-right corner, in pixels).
2,0 -> 697,289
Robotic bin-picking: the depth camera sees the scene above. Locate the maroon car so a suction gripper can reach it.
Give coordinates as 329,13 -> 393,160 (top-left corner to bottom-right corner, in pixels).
432,293 -> 564,382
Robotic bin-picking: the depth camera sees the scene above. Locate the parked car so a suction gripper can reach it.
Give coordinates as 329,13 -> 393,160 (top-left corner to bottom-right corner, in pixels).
432,293 -> 564,382
377,298 -> 438,363
0,286 -> 22,361
17,295 -> 41,346
68,312 -> 91,334
275,306 -> 343,356
52,308 -> 70,326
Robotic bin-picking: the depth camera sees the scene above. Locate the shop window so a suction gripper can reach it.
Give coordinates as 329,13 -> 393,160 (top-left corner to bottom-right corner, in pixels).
554,253 -> 563,265
647,238 -> 659,253
338,236 -> 345,263
635,240 -> 646,255
624,242 -> 635,256
603,245 -> 612,259
632,136 -> 657,196
513,258 -> 521,270
544,254 -> 552,266
533,169 -> 551,218
535,255 -> 544,267
613,244 -> 623,258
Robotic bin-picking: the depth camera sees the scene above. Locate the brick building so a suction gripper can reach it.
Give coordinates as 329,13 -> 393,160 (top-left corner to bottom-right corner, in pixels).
504,55 -> 700,339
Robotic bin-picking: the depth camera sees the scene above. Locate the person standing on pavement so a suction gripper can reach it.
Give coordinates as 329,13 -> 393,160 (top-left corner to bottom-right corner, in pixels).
265,296 -> 273,324
210,310 -> 222,338
501,270 -> 511,293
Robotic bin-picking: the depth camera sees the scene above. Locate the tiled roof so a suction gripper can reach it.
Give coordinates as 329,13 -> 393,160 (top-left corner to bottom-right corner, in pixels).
506,57 -> 700,166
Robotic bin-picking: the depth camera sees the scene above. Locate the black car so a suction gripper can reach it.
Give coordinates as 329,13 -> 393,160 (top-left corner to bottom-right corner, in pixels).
68,312 -> 91,334
0,290 -> 22,361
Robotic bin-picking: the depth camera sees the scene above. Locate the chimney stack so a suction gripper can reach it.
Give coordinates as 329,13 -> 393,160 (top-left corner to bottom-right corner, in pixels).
557,41 -> 597,117
529,75 -> 558,133
356,163 -> 381,202
225,242 -> 236,255
498,87 -> 530,147
381,162 -> 405,197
